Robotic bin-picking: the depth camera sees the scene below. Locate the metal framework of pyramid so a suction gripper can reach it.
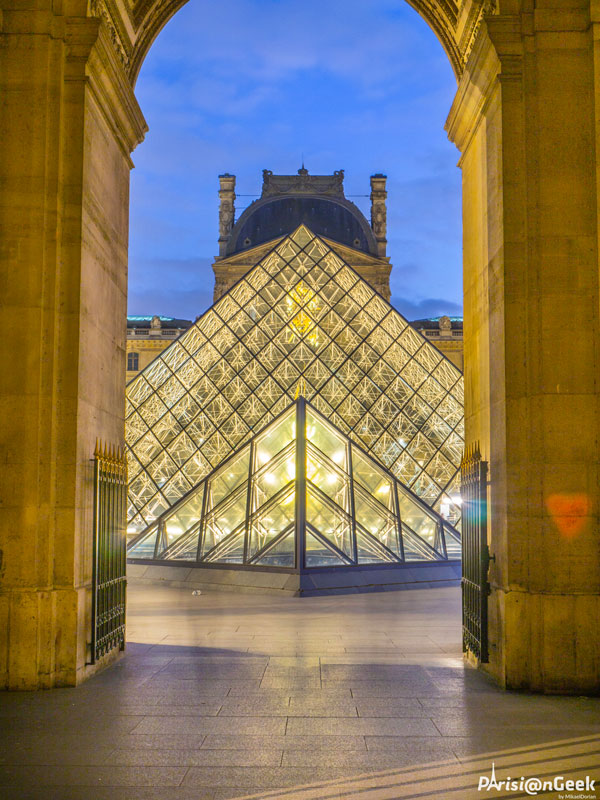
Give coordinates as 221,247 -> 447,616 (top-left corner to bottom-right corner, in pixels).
125,225 -> 464,540
127,398 -> 461,567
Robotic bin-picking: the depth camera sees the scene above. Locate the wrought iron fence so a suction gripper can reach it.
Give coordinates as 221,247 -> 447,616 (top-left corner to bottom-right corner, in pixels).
460,443 -> 490,662
89,441 -> 127,664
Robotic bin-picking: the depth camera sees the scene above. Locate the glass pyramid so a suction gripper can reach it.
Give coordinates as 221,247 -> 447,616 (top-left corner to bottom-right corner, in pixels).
125,225 -> 464,538
127,399 -> 461,566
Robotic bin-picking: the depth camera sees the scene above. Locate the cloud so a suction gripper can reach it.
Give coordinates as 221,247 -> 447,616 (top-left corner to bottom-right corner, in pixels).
128,257 -> 215,319
391,296 -> 463,321
128,0 -> 463,321
128,287 -> 213,320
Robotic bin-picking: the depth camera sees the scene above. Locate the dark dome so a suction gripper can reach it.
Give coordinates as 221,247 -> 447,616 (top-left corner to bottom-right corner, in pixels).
226,196 -> 377,256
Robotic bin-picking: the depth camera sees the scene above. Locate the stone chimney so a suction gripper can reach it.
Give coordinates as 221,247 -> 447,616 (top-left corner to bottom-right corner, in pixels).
370,174 -> 387,258
218,173 -> 236,257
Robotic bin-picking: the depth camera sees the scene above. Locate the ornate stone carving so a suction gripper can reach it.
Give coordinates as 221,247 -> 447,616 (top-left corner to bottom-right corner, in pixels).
261,167 -> 345,198
89,0 -> 132,70
439,315 -> 452,335
460,0 -> 497,66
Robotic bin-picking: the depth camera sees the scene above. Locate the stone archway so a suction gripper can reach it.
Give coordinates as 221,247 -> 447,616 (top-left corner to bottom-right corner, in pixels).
1,0 -> 598,693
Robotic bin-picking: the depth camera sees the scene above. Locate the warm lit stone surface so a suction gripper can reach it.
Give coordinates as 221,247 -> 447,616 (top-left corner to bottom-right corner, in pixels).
446,7 -> 600,692
2,0 -> 600,696
0,585 -> 598,799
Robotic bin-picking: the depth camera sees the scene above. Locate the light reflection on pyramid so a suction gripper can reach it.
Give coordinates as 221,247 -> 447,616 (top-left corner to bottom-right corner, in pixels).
125,226 -> 464,536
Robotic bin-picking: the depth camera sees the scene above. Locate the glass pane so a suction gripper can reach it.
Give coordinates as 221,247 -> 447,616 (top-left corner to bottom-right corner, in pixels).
206,448 -> 250,510
128,527 -> 158,559
306,486 -> 353,560
306,443 -> 350,513
402,524 -> 442,561
248,486 -> 295,560
443,524 -> 461,558
254,406 -> 295,467
162,472 -> 193,505
201,486 -> 248,556
254,530 -> 295,567
355,527 -> 397,564
351,449 -> 394,511
164,487 -> 205,538
126,513 -> 146,541
397,490 -> 439,548
306,408 -> 347,469
305,530 -> 347,567
353,486 -> 399,555
203,528 -> 245,564
161,524 -> 201,560
251,444 -> 295,510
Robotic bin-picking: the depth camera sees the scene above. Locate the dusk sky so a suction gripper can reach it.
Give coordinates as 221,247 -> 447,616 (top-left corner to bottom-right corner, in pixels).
128,0 -> 462,322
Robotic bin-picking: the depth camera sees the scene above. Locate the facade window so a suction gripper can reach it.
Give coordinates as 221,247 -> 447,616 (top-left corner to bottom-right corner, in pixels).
127,352 -> 139,372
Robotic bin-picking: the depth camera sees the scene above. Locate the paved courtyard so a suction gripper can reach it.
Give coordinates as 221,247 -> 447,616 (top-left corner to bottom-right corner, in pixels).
0,582 -> 598,799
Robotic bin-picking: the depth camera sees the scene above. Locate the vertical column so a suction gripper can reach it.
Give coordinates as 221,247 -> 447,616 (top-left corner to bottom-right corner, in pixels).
0,6 -> 146,688
447,6 -> 600,693
370,174 -> 388,258
218,174 -> 236,257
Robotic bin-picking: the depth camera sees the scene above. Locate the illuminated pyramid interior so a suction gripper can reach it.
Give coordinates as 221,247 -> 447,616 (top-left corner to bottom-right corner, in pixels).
125,226 -> 464,587
128,398 -> 461,568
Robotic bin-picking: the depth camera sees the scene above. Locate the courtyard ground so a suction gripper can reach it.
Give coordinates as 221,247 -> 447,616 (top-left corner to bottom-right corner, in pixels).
0,583 -> 598,799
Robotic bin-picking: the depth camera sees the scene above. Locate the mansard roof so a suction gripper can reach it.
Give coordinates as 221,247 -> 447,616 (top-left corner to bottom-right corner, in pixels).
226,168 -> 378,257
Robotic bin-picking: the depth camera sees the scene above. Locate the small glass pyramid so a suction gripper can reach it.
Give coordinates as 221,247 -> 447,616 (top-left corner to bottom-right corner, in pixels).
127,399 -> 461,566
125,225 -> 464,537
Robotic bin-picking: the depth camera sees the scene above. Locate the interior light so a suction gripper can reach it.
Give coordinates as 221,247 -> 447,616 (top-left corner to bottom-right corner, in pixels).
166,525 -> 183,535
264,473 -> 275,484
377,484 -> 390,493
450,494 -> 463,506
332,451 -> 345,464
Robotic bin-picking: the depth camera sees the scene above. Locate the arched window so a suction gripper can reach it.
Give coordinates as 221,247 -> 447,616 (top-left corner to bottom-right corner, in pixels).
127,352 -> 139,372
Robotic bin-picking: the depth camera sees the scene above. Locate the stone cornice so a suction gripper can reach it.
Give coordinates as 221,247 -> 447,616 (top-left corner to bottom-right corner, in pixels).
89,0 -> 133,72
85,21 -> 148,160
445,18 -> 504,158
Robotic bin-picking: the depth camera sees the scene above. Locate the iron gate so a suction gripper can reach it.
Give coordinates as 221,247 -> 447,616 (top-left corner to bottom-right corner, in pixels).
460,443 -> 490,662
89,441 -> 127,664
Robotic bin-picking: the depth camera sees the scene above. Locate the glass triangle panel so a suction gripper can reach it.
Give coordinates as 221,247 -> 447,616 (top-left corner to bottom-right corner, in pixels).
128,526 -> 158,559
253,528 -> 295,567
443,524 -> 461,559
248,484 -> 296,560
203,526 -> 246,564
306,485 -> 353,560
402,524 -> 443,562
356,527 -> 397,564
201,484 -> 248,557
305,530 -> 348,568
162,526 -> 201,561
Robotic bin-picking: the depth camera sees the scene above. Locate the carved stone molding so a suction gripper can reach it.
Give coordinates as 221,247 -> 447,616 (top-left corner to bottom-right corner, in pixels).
261,168 -> 345,199
89,0 -> 132,70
